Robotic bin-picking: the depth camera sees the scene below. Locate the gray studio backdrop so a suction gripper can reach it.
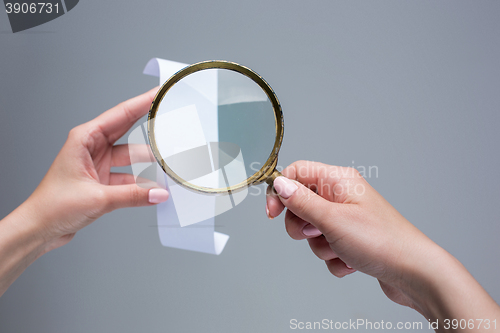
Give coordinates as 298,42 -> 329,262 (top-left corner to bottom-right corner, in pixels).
1,1 -> 499,332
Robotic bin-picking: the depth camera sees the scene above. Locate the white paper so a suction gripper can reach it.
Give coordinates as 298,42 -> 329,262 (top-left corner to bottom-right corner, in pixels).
143,58 -> 229,255
155,104 -> 207,158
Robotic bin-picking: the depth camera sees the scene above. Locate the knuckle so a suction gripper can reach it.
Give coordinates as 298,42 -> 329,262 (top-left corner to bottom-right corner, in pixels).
315,250 -> 330,261
129,186 -> 142,207
325,259 -> 346,278
68,126 -> 81,140
293,160 -> 308,168
89,187 -> 110,215
282,163 -> 298,179
346,167 -> 363,180
326,262 -> 337,277
68,124 -> 96,149
329,267 -> 345,278
284,219 -> 302,240
119,101 -> 137,124
317,250 -> 336,261
308,238 -> 328,259
286,160 -> 311,178
326,165 -> 345,182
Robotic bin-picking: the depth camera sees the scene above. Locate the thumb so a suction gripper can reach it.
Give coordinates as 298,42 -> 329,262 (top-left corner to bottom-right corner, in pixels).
103,184 -> 169,211
273,176 -> 339,233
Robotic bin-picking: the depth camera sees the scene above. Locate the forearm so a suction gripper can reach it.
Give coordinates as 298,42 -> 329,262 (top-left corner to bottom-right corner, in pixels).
404,242 -> 500,332
0,200 -> 49,296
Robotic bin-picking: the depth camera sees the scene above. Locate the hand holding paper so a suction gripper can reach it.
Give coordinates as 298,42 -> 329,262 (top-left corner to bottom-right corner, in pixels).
0,88 -> 169,296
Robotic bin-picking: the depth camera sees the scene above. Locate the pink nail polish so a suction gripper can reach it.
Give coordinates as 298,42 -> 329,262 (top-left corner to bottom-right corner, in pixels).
149,188 -> 169,204
302,224 -> 322,237
273,177 -> 298,199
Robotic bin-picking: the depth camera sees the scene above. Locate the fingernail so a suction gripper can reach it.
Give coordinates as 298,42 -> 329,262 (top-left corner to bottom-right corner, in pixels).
266,204 -> 274,220
302,224 -> 322,237
346,264 -> 352,269
148,188 -> 169,204
273,177 -> 298,199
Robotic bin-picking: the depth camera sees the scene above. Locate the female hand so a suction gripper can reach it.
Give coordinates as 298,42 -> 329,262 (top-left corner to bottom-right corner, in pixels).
266,160 -> 500,330
28,87 -> 170,250
0,88 -> 169,295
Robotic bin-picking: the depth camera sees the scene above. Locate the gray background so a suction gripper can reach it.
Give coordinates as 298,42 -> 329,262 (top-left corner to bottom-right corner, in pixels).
1,1 -> 499,332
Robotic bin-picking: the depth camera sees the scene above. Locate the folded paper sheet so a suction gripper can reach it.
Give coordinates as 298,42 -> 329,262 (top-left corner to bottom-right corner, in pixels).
142,58 -> 230,255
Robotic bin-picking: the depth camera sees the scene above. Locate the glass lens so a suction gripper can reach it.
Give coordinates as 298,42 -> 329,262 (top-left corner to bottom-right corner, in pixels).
151,68 -> 277,190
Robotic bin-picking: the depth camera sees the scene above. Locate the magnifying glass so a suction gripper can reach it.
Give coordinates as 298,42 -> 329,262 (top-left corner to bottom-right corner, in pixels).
148,60 -> 284,195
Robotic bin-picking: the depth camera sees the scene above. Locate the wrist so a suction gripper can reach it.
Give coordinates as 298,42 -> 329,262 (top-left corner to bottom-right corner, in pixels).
398,239 -> 500,329
6,199 -> 52,255
0,200 -> 50,296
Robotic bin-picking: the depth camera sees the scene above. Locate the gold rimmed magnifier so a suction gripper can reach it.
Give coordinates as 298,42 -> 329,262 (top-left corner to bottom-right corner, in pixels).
148,60 -> 284,195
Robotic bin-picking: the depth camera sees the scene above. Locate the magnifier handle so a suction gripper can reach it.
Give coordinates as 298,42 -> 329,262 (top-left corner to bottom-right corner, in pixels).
265,169 -> 284,187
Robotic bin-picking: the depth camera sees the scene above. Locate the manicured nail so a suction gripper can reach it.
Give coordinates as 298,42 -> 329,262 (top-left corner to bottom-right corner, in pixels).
266,204 -> 274,220
149,188 -> 169,204
273,177 -> 298,199
302,224 -> 322,237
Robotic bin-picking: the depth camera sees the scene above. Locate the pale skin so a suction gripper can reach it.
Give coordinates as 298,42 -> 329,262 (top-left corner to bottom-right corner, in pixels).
0,91 -> 498,332
266,161 -> 500,332
0,87 -> 169,296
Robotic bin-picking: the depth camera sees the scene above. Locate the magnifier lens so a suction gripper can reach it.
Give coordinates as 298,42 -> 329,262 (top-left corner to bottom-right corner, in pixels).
151,66 -> 278,192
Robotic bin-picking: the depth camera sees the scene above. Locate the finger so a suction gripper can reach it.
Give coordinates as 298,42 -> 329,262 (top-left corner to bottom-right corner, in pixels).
102,184 -> 169,210
109,173 -> 137,185
284,209 -> 322,240
325,258 -> 356,278
265,161 -> 342,219
92,87 -> 159,144
283,160 -> 364,203
273,176 -> 341,234
111,144 -> 155,167
108,173 -> 158,187
266,185 -> 284,219
307,235 -> 339,261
